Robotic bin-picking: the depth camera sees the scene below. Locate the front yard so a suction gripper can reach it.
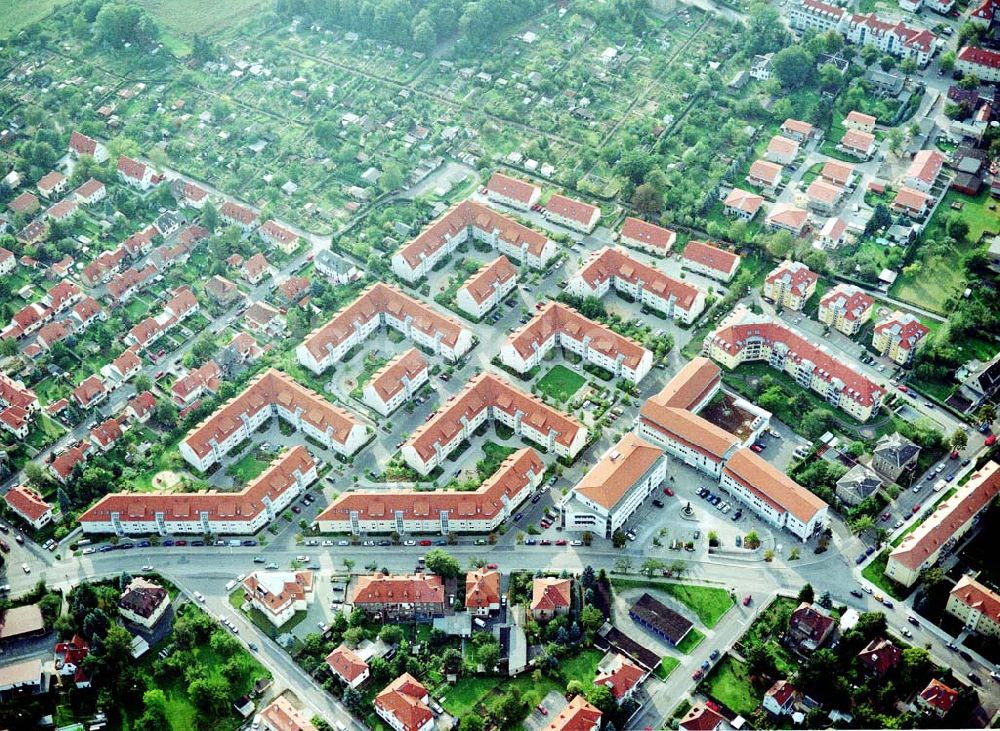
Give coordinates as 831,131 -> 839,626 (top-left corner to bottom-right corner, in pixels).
701,655 -> 758,717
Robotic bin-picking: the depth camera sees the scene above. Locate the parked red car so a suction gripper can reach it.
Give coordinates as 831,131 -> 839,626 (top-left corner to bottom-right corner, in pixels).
912,503 -> 922,514
897,385 -> 908,393
663,487 -> 674,496
555,539 -> 567,546
692,669 -> 703,681
986,434 -> 997,447
486,562 -> 498,570
418,539 -> 432,546
742,594 -> 752,606
880,512 -> 891,522
950,450 -> 960,460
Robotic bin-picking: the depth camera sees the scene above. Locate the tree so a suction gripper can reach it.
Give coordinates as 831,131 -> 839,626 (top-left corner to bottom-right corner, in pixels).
611,529 -> 627,548
581,605 -> 604,634
977,403 -> 996,426
743,2 -> 790,54
640,558 -> 665,577
585,684 -> 617,716
200,200 -> 219,231
424,549 -> 462,578
632,183 -> 661,215
133,373 -> 152,393
380,163 -> 404,193
459,716 -> 484,731
887,127 -> 904,154
342,627 -> 364,649
817,591 -> 833,609
379,625 -> 404,645
137,688 -> 168,729
772,45 -> 816,90
797,583 -> 815,604
57,487 -> 72,515
947,215 -> 970,242
93,2 -> 160,49
581,565 -> 596,590
478,641 -> 500,670
939,50 -> 956,72
949,428 -> 968,452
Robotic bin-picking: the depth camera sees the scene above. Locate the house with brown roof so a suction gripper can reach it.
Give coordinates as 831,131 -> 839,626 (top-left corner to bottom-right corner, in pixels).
857,637 -> 902,677
37,171 -> 67,199
594,653 -> 645,704
805,179 -> 844,214
68,131 -> 108,162
326,644 -> 370,688
8,191 -> 39,215
723,188 -> 764,221
117,155 -> 158,190
568,247 -> 705,326
351,573 -> 445,619
466,568 -> 501,615
917,679 -> 958,718
399,373 -> 585,475
679,703 -> 729,731
219,201 -> 259,234
375,673 -> 433,731
205,275 -> 242,306
73,375 -> 107,410
765,135 -> 800,166
319,447 -> 543,535
763,679 -> 798,716
818,283 -> 873,336
390,201 -> 556,282
0,405 -> 30,439
0,604 -> 46,646
89,417 -> 123,452
296,283 -> 474,373
259,220 -> 300,254
839,129 -> 877,159
3,484 -> 52,530
244,301 -> 286,338
486,171 -> 541,211
362,348 -> 429,417
904,150 -> 945,192
456,255 -> 518,320
531,577 -> 572,620
619,217 -> 677,255
0,657 -> 48,700
80,446 -> 318,536
682,241 -> 741,283
544,695 -> 602,731
49,443 -> 90,484
946,575 -> 1000,639
747,159 -> 783,190
119,577 -> 171,629
820,161 -> 855,188
817,216 -> 848,249
242,570 -> 314,627
259,697 -> 319,731
787,602 -> 835,653
240,252 -> 270,285
544,193 -> 601,233
891,186 -> 931,219
126,391 -> 157,423
766,203 -> 810,237
45,198 -> 78,222
172,360 -> 221,407
563,433 -> 667,538
277,275 -> 310,306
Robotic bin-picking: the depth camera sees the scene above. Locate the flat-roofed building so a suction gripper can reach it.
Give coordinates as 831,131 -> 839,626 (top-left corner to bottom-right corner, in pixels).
318,447 -> 543,534
297,283 -> 473,373
569,247 -> 705,325
562,434 -> 667,538
363,348 -> 429,417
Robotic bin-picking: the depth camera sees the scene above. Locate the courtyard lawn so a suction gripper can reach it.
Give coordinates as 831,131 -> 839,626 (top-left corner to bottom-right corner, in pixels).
861,550 -> 910,601
676,627 -> 706,654
226,451 -> 270,484
702,656 -> 758,717
610,578 -> 734,628
536,364 -> 586,403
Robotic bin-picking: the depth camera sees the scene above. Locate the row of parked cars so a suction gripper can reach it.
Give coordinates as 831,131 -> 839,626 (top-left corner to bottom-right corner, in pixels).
696,487 -> 742,520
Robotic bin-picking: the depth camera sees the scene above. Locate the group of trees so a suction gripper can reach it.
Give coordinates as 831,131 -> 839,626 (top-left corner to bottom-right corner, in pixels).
275,0 -> 546,54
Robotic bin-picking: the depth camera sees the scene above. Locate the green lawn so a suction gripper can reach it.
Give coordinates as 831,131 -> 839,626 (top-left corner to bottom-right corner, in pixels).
702,656 -> 759,717
655,656 -> 681,680
225,450 -> 270,484
535,364 -> 586,403
557,648 -> 603,686
229,588 -> 307,638
676,627 -> 705,654
0,0 -> 65,36
861,550 -> 910,601
891,188 -> 998,314
610,579 -> 734,628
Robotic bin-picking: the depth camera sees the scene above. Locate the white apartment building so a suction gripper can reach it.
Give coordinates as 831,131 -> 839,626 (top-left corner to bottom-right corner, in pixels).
455,256 -> 518,320
362,348 -> 430,417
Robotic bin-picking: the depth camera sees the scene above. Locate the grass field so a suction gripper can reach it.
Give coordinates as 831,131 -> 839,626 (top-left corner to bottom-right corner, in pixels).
676,627 -> 706,654
655,656 -> 681,679
225,451 -> 270,484
861,550 -> 910,600
611,579 -> 734,628
702,656 -> 758,717
0,0 -> 65,37
892,188 -> 998,313
535,364 -> 586,403
142,0 -> 268,39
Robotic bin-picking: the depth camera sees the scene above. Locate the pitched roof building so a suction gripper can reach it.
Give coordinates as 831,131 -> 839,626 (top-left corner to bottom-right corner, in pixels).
3,484 -> 52,530
325,644 -> 370,688
544,193 -> 601,233
543,695 -> 602,731
682,241 -> 741,282
485,171 -> 541,210
531,577 -> 572,619
242,570 -> 314,628
787,601 -> 836,652
352,574 -> 445,618
619,217 -> 677,255
375,673 -> 433,731
946,575 -> 1000,638
465,568 -> 502,615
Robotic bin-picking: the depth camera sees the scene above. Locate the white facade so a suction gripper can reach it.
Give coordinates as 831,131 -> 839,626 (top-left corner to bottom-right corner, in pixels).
500,325 -> 653,385
456,270 -> 517,320
720,469 -> 828,541
363,362 -> 430,417
568,265 -> 706,326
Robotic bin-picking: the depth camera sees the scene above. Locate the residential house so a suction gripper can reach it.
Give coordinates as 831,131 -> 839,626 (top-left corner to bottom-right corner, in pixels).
892,186 -> 931,218
3,484 -> 52,530
844,111 -> 877,133
723,188 -> 764,221
242,570 -> 314,628
531,577 -> 572,620
763,679 -> 798,716
277,275 -> 311,306
544,193 -> 601,233
362,348 -> 429,417
219,201 -> 259,234
917,679 -> 958,718
956,46 -> 1000,83
821,161 -> 855,188
946,575 -> 1000,639
68,131 -> 108,162
465,568 -> 501,616
205,275 -> 242,306
375,673 -> 433,731
619,217 -> 677,255
835,464 -> 883,506
118,577 -> 171,629
904,150 -> 945,192
49,443 -> 90,483
351,573 -> 445,619
326,644 -> 370,688
872,310 -> 929,365
315,250 -> 361,284
593,653 -> 645,704
747,160 -> 783,190
787,602 -> 835,652
839,129 -> 877,159
54,635 -> 91,688
89,418 -> 123,452
818,283 -> 873,335
74,178 -> 106,206
259,697 -> 319,731
679,703 -> 729,731
766,204 -> 809,236
681,241 -> 741,282
872,432 -> 921,482
73,375 -> 107,410
117,155 -> 157,190
544,696 -> 602,731
126,391 -> 157,423
857,638 -> 902,676
485,171 -> 541,210
241,253 -> 270,285
36,171 -> 67,199
780,119 -> 816,141
766,135 -> 800,166
259,220 -> 300,254
456,256 -> 518,320
763,260 -> 818,310
244,301 -> 286,338
171,360 -> 221,408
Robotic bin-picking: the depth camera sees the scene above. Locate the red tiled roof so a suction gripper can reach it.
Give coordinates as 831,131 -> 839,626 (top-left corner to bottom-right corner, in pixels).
544,695 -> 602,731
74,178 -> 105,200
950,575 -> 1000,625
891,461 -> 1000,570
906,150 -> 944,185
243,252 -> 269,277
375,673 -> 433,731
0,405 -> 30,432
766,260 -> 818,296
532,577 -> 572,611
486,172 -> 540,205
301,283 -> 468,361
46,198 -> 78,220
259,696 -> 319,731
767,204 -> 809,231
841,129 -> 875,152
781,119 -> 816,136
3,484 -> 50,522
220,200 -> 258,226
545,193 -> 598,226
748,159 -> 782,184
50,443 -> 89,481
821,161 -> 854,186
8,192 -> 39,213
397,200 -> 549,268
127,391 -> 157,419
321,447 -> 542,524
90,417 -> 123,448
69,131 -> 98,156
767,135 -> 799,159
857,638 -> 902,676
806,179 -> 843,205
573,434 -> 663,511
37,171 -> 66,194
725,449 -> 827,523
846,110 -> 876,127
683,241 -> 739,276
594,654 -> 644,700
679,703 -> 726,731
73,375 -> 106,407
80,446 -> 316,526
765,678 -> 797,706
819,284 -> 873,322
723,188 -> 764,216
181,370 -> 362,459
367,348 -> 428,403
326,644 -> 369,682
873,310 -> 929,352
576,247 -> 701,313
72,295 -> 103,322
919,679 -> 958,713
117,155 -> 149,181
958,45 -> 1000,70
893,186 -> 931,212
460,255 -> 517,305
353,574 -> 444,607
466,568 -> 501,610
620,217 -> 676,251
260,220 -> 298,245
243,569 -> 313,614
